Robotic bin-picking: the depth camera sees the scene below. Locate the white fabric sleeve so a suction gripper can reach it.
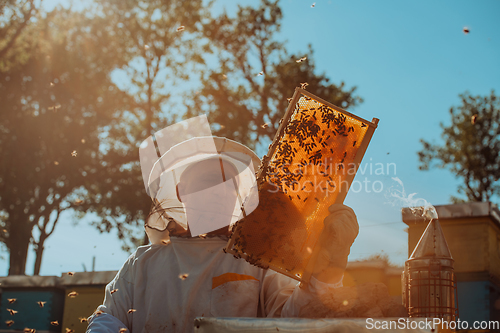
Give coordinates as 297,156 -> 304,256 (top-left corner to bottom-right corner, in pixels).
280,275 -> 343,317
86,253 -> 136,331
86,313 -> 128,333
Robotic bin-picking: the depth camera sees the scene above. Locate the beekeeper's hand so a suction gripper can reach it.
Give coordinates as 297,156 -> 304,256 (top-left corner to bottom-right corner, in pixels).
311,204 -> 359,285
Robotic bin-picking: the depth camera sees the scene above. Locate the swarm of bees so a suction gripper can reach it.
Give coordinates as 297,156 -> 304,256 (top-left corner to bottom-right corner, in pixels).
227,91 -> 371,280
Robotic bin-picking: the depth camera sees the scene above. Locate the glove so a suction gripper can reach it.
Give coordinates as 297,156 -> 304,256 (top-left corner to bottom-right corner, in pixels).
311,204 -> 359,284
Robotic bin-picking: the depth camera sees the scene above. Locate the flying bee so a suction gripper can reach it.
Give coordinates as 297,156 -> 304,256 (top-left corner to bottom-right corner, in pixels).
110,289 -> 119,294
74,199 -> 83,205
261,123 -> 269,129
79,317 -> 87,323
67,271 -> 75,276
119,328 -> 128,333
127,309 -> 137,314
176,25 -> 185,32
471,114 -> 478,124
295,56 -> 307,63
67,291 -> 78,298
6,320 -> 14,327
65,328 -> 74,333
37,301 -> 46,308
311,2 -> 315,7
258,71 -> 264,76
7,298 -> 16,304
50,321 -> 59,326
179,273 -> 189,280
24,328 -> 35,333
463,26 -> 470,34
71,150 -> 77,157
299,82 -> 309,89
7,309 -> 17,315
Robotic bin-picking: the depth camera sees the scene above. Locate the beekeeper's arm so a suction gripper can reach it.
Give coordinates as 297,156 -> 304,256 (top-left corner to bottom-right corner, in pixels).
86,254 -> 135,332
262,204 -> 358,317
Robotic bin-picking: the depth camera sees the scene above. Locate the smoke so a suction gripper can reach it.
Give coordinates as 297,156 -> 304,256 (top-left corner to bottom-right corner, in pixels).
385,177 -> 438,219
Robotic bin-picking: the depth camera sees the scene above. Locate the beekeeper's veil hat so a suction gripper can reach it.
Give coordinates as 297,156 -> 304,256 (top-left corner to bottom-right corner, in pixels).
139,115 -> 260,238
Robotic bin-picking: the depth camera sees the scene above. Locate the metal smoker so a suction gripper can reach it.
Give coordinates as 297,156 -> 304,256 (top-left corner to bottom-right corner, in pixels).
402,209 -> 458,320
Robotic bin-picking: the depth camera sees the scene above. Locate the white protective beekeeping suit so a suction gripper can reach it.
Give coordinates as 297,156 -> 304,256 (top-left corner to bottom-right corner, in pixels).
86,116 -> 350,333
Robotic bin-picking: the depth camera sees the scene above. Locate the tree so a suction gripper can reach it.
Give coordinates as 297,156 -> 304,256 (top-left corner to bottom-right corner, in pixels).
0,5 -> 131,275
79,0 -> 209,249
187,0 -> 363,151
418,91 -> 500,203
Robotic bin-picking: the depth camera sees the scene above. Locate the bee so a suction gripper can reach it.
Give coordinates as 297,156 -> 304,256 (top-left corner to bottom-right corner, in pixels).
67,271 -> 75,276
127,309 -> 137,314
144,44 -> 150,50
7,308 -> 18,315
295,56 -> 307,63
299,82 -> 309,89
24,328 -> 35,333
79,317 -> 87,323
94,310 -> 104,316
119,328 -> 128,333
179,273 -> 189,280
310,2 -> 315,7
471,114 -> 478,124
463,26 -> 470,34
71,150 -> 77,157
67,291 -> 78,298
176,26 -> 185,32
37,301 -> 46,308
110,289 -> 119,294
50,321 -> 59,326
287,98 -> 292,103
7,298 -> 16,304
74,199 -> 83,205
65,328 -> 74,333
261,123 -> 269,129
6,320 -> 14,327
258,71 -> 264,76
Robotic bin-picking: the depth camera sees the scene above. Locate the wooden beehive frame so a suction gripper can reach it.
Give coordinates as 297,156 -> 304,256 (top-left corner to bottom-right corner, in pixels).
225,87 -> 379,284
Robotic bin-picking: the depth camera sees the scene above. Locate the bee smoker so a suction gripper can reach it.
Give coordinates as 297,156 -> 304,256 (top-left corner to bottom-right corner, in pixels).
402,218 -> 458,320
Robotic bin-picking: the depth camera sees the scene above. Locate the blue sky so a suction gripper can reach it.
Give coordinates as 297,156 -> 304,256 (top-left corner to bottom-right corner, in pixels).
2,0 -> 499,276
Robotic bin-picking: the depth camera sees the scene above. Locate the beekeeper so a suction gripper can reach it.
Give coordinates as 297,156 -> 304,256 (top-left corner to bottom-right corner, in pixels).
86,120 -> 358,333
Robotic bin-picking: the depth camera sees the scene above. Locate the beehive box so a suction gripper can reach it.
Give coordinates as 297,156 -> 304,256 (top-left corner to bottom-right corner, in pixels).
225,87 -> 378,283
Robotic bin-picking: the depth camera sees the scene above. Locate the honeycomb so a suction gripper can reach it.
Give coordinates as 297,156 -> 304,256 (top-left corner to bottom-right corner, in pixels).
226,89 -> 377,282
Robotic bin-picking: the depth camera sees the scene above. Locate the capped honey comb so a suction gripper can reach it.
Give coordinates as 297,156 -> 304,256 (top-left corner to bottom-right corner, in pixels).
225,88 -> 378,283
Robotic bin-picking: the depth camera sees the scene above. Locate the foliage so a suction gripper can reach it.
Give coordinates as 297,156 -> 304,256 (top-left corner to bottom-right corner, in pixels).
186,0 -> 363,152
418,91 -> 500,203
